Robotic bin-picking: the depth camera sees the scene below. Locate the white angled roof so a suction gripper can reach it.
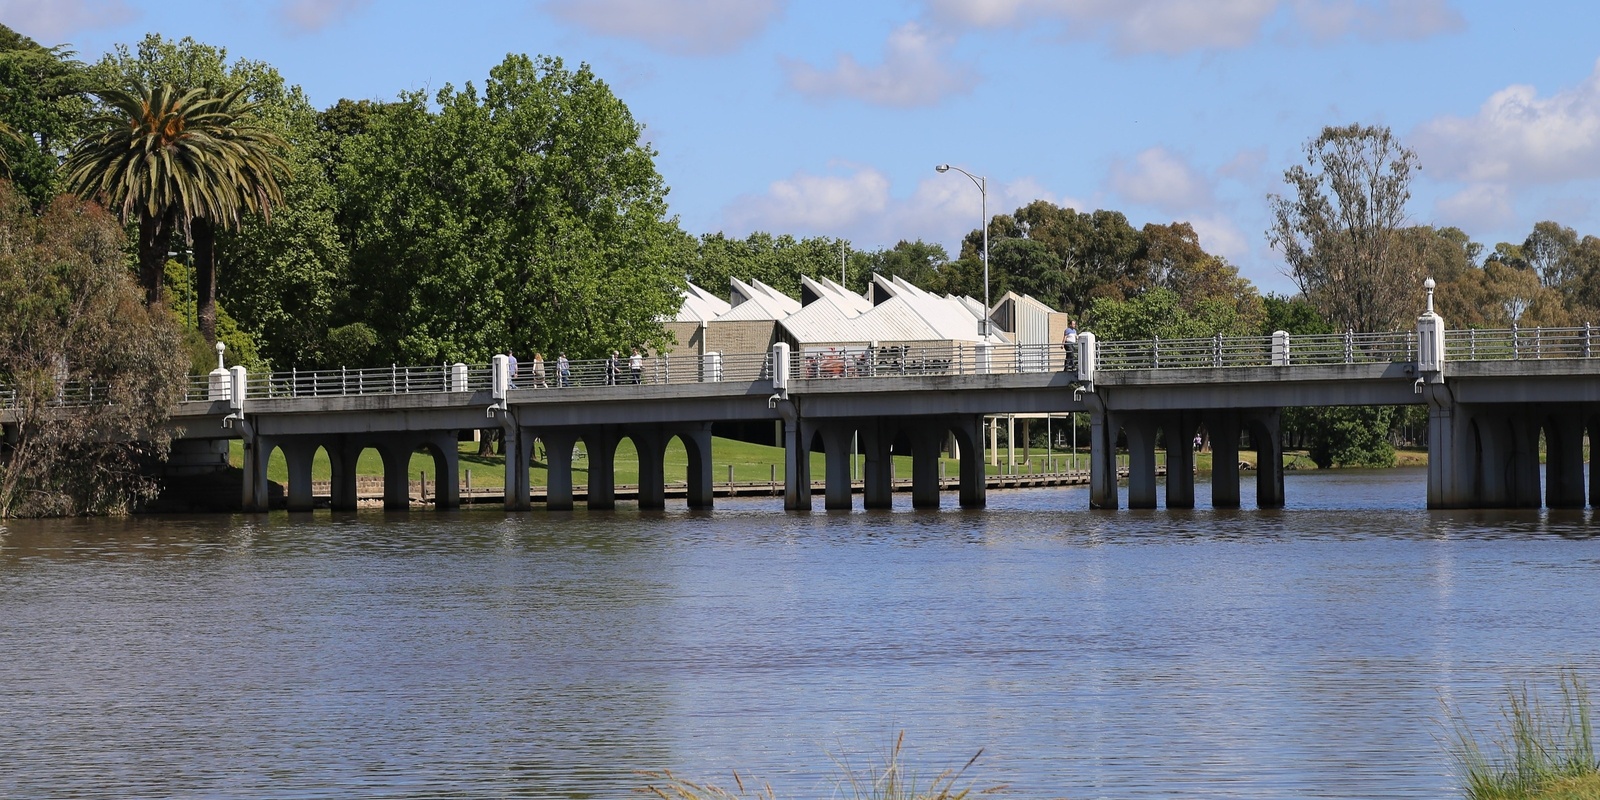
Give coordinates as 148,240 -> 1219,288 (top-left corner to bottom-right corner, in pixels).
672,281 -> 732,323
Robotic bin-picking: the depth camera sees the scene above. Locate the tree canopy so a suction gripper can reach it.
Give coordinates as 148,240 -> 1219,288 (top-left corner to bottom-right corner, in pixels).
335,54 -> 688,364
0,180 -> 185,517
1268,123 -> 1420,332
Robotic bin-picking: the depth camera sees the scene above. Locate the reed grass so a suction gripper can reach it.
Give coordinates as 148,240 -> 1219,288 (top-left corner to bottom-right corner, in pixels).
636,732 -> 1004,799
1449,670 -> 1600,800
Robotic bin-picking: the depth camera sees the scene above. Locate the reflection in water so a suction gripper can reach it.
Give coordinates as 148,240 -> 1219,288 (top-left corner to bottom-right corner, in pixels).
2,468 -> 1598,799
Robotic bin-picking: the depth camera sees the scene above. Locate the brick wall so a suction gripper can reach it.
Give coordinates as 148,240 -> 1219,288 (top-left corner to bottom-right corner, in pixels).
706,320 -> 777,356
661,322 -> 704,357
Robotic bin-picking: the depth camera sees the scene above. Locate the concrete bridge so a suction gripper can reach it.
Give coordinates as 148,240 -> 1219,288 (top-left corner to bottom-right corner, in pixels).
121,284 -> 1600,513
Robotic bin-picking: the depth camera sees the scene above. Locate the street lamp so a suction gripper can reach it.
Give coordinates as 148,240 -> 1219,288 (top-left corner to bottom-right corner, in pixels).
935,164 -> 989,337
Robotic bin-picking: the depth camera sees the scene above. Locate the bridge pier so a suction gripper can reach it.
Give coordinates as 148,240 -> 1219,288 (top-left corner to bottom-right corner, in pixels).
376,436 -> 414,511
541,429 -> 580,511
953,415 -> 986,509
1545,409 -> 1585,509
420,431 -> 461,510
503,420 -> 532,511
629,427 -> 667,510
1085,396 -> 1120,510
816,423 -> 855,511
782,411 -> 812,511
1124,417 -> 1159,509
909,427 -> 944,509
1164,411 -> 1201,509
666,423 -> 715,509
860,419 -> 895,510
1206,412 -> 1242,508
586,427 -> 619,510
1246,411 -> 1285,509
242,433 -> 273,513
281,438 -> 319,513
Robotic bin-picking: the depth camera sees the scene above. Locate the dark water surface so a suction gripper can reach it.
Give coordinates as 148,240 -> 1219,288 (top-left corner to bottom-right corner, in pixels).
3,468 -> 1599,799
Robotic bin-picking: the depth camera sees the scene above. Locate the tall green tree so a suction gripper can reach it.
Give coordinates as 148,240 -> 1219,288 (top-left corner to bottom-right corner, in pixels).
1268,123 -> 1421,332
0,25 -> 92,206
338,54 -> 688,363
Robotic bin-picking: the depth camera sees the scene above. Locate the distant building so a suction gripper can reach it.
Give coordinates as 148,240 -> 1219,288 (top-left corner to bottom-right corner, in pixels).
659,274 -> 1063,378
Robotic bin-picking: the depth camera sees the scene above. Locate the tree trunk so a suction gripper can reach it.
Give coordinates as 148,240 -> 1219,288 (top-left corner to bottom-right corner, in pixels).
193,217 -> 217,344
137,209 -> 175,306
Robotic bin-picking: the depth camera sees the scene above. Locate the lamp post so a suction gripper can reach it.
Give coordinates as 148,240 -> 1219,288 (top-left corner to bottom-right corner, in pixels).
936,163 -> 989,337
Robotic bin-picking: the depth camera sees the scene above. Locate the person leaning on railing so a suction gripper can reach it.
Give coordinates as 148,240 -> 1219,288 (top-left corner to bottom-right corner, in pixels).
1063,320 -> 1078,371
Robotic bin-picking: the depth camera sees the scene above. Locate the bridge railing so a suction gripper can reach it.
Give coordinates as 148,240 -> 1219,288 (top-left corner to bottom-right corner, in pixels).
791,343 -> 1071,379
1094,330 -> 1415,370
0,381 -> 112,410
532,351 -> 771,388
182,364 -> 497,402
1446,325 -> 1600,361
174,351 -> 778,403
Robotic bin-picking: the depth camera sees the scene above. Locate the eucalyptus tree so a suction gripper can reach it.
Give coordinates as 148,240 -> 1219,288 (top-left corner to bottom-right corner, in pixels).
1268,124 -> 1420,332
63,81 -> 286,340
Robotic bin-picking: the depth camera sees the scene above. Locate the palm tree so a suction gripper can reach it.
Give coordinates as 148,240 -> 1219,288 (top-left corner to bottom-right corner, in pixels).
63,81 -> 286,342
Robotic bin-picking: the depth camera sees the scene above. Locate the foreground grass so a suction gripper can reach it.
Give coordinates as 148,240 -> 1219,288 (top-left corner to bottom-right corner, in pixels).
1450,670 -> 1600,800
637,732 -> 1001,800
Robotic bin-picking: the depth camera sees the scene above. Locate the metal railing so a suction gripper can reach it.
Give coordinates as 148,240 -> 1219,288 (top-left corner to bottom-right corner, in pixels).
791,343 -> 1073,380
169,351 -> 776,403
12,326 -> 1600,412
1095,330 -> 1415,370
522,351 -> 772,390
0,381 -> 113,410
1445,325 -> 1600,361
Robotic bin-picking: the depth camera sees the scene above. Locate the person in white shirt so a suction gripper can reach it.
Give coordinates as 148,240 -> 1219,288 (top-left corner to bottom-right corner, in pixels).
629,348 -> 643,384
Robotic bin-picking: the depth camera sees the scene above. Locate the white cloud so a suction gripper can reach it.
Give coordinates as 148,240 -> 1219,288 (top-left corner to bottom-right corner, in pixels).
1292,0 -> 1464,42
1188,213 -> 1251,262
542,0 -> 783,56
277,0 -> 370,33
784,22 -> 977,107
1107,147 -> 1214,211
724,167 -> 893,233
0,0 -> 135,41
921,0 -> 1461,54
721,164 -> 1084,250
1434,183 -> 1515,232
1414,59 -> 1600,186
1217,147 -> 1270,183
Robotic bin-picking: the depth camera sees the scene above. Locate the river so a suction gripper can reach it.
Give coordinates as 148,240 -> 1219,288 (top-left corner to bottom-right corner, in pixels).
2,468 -> 1597,799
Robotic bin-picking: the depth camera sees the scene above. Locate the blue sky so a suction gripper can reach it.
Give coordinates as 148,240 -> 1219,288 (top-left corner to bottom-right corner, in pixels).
6,0 -> 1600,295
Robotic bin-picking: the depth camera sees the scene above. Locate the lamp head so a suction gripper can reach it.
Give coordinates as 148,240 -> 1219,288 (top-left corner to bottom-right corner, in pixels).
935,164 -> 950,173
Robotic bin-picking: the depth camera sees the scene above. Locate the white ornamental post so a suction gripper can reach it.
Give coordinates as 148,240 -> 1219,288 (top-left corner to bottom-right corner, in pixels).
1416,277 -> 1445,375
208,341 -> 230,400
1271,330 -> 1290,366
